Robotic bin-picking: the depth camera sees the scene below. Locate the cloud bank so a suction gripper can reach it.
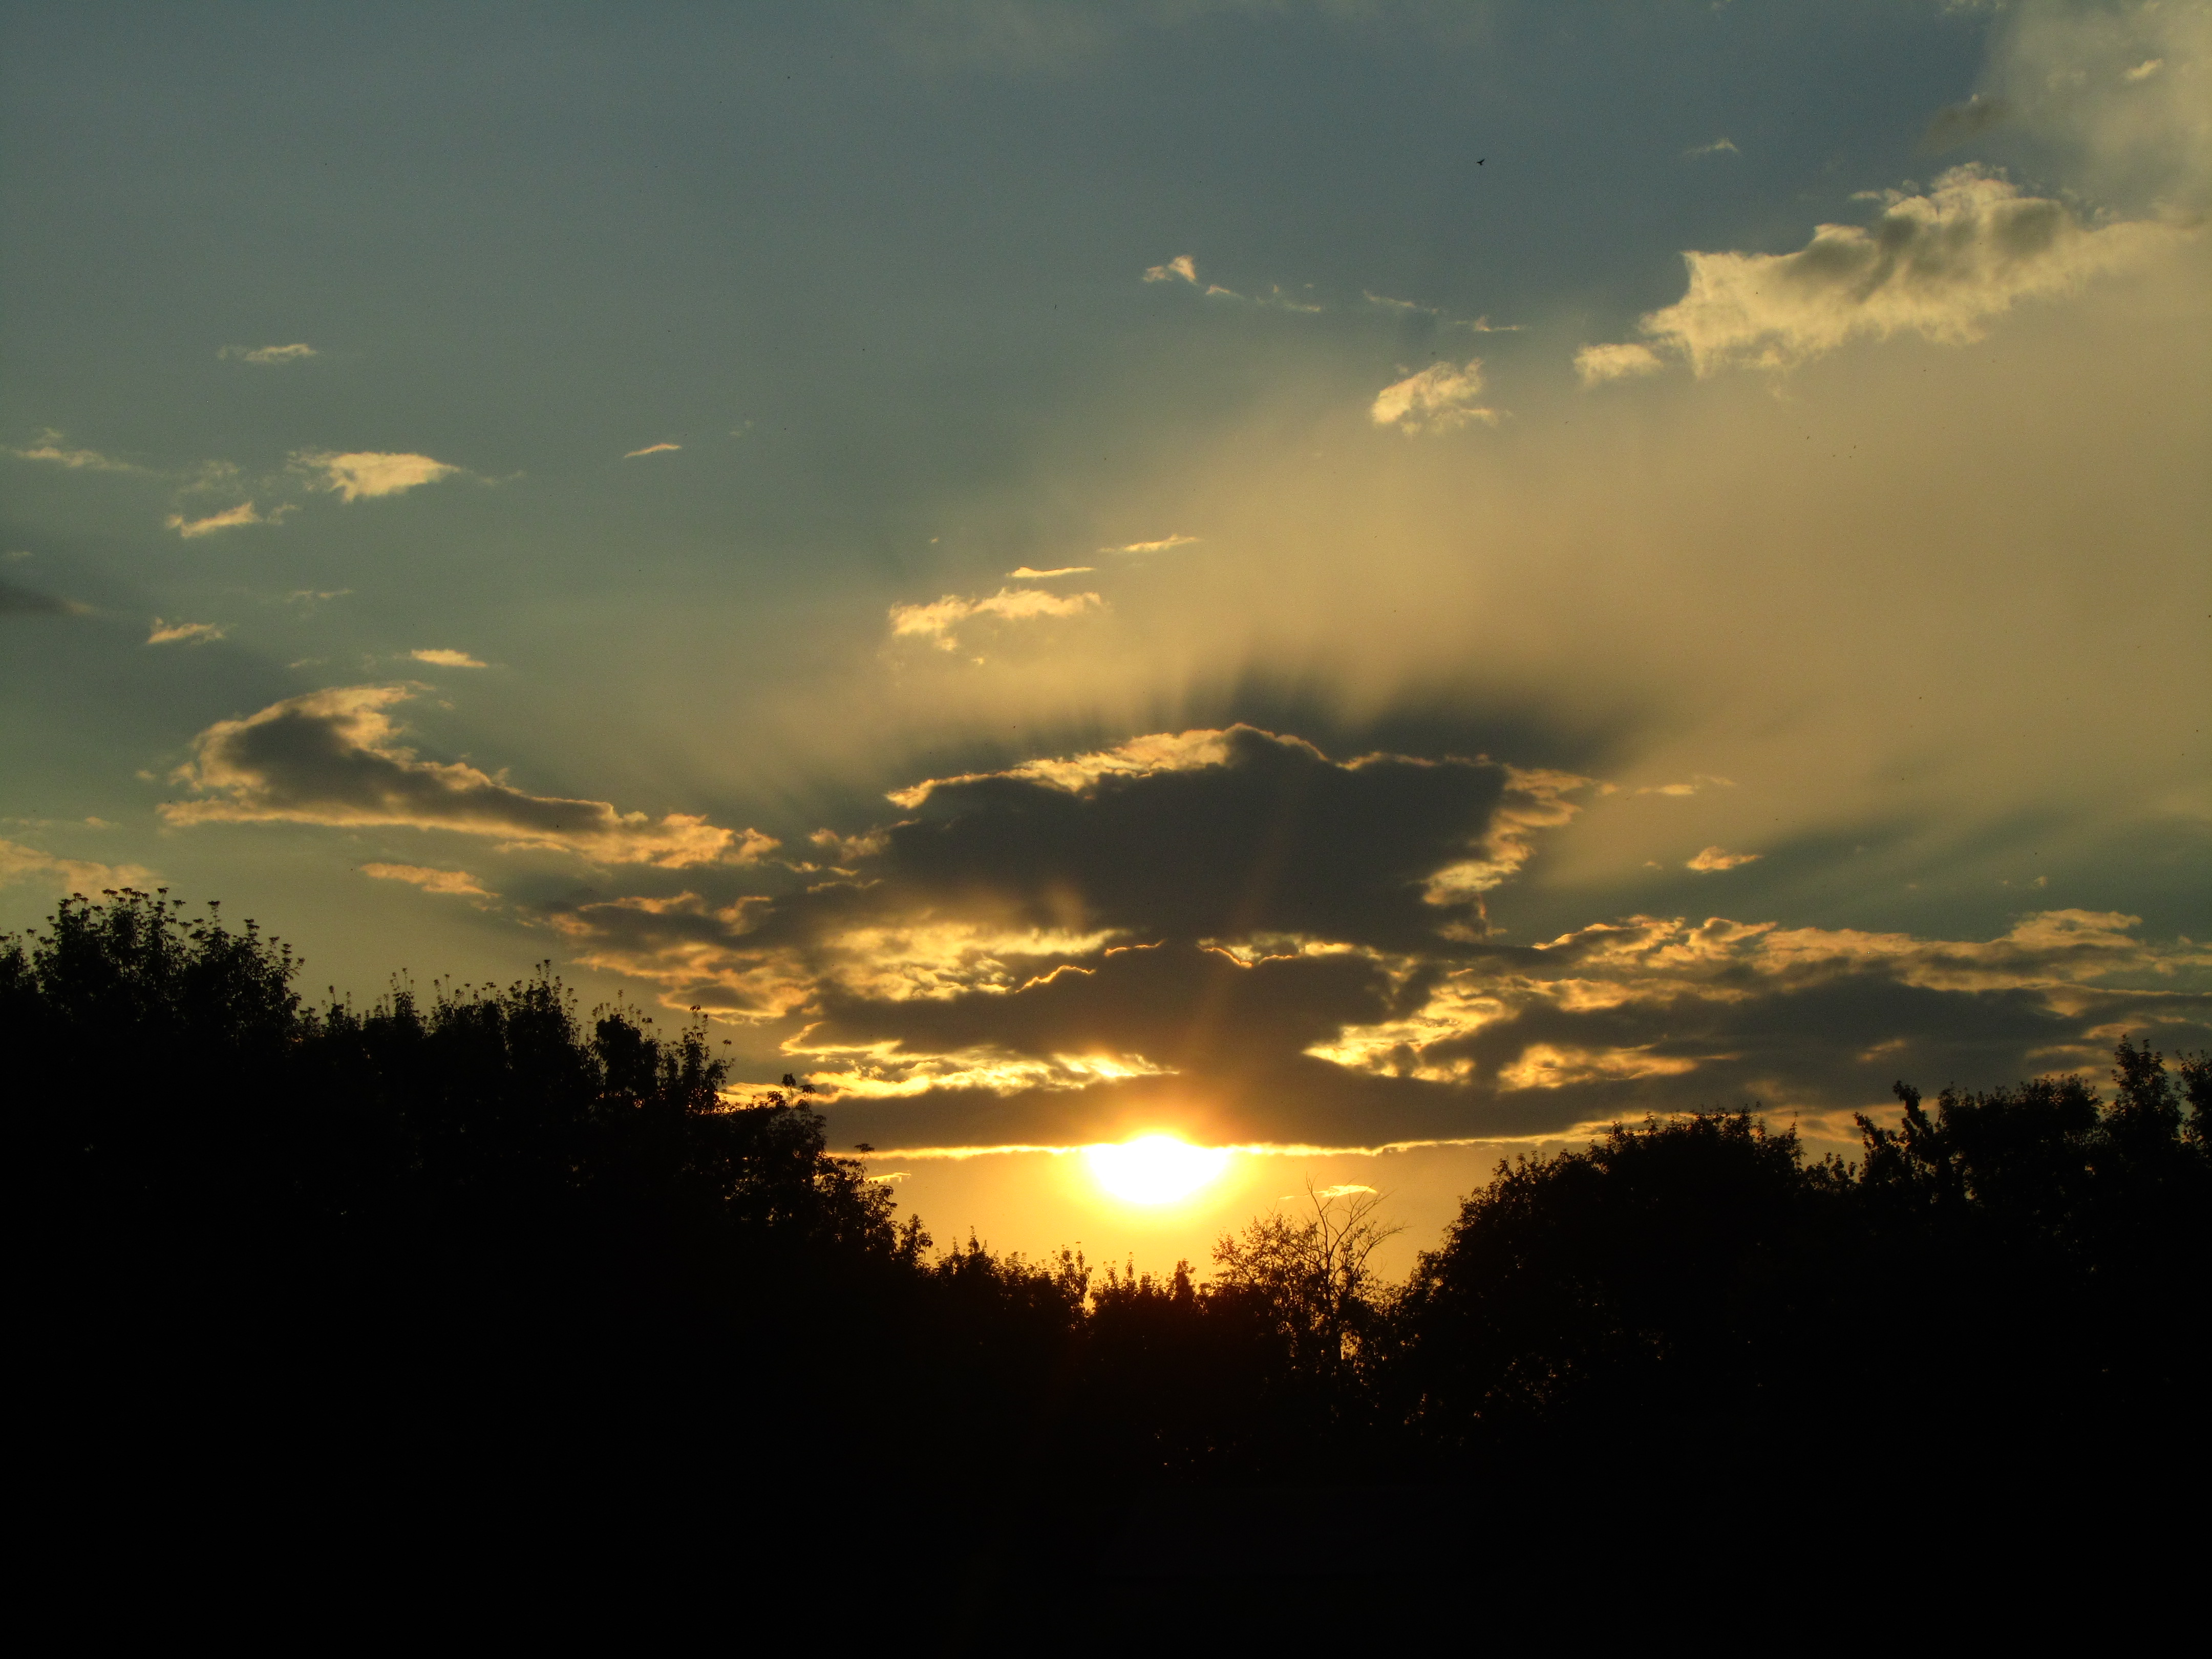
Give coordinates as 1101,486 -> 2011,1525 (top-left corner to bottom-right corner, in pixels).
162,685 -> 773,867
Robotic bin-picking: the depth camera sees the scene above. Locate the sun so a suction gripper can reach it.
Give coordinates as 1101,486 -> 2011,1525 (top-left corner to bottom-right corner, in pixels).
1084,1134 -> 1231,1206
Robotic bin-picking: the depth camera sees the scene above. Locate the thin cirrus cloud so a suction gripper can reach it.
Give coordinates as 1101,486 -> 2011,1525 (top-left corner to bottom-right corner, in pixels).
1006,566 -> 1093,579
360,862 -> 494,899
165,501 -> 274,538
160,684 -> 775,868
1363,293 -> 1513,333
888,585 -> 1102,649
1687,846 -> 1761,871
1576,166 -> 2173,382
218,343 -> 316,364
535,726 -> 2210,1152
1370,358 -> 1498,433
1100,535 -> 1199,556
293,450 -> 460,501
623,441 -> 682,459
147,619 -> 225,646
410,648 -> 488,668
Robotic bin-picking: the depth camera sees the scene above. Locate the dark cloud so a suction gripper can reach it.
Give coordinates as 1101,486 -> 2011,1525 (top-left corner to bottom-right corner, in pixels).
543,725 -> 2212,1151
163,685 -> 773,867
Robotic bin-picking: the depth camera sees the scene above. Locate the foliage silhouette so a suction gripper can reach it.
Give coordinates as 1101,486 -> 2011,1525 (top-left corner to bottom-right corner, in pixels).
9,889 -> 2206,1572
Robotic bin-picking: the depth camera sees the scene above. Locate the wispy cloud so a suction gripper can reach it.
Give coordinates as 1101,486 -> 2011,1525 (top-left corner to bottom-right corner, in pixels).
219,343 -> 316,364
624,441 -> 682,459
889,585 -> 1102,649
1573,342 -> 1665,385
0,837 -> 152,893
147,619 -> 226,646
162,684 -> 775,868
1006,565 -> 1093,579
361,862 -> 494,899
165,501 -> 272,538
1580,167 -> 2173,379
1370,358 -> 1498,433
1684,137 -> 1740,158
10,431 -> 142,473
293,450 -> 461,501
410,648 -> 488,668
1143,254 -> 1198,285
1687,845 -> 1761,871
1100,534 -> 1199,556
1363,293 -> 1515,332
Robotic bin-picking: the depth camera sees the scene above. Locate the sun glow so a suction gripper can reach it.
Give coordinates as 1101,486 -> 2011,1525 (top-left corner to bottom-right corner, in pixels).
1083,1134 -> 1231,1206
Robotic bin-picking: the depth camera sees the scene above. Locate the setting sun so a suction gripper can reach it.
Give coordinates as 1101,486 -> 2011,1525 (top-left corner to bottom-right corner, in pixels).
1084,1135 -> 1231,1207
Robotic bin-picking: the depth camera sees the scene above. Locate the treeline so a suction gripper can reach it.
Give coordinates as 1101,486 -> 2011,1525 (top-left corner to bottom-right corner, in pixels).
10,891 -> 2209,1562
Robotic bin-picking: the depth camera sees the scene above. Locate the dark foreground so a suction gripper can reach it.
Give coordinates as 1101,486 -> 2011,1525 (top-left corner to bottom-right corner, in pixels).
11,892 -> 2206,1625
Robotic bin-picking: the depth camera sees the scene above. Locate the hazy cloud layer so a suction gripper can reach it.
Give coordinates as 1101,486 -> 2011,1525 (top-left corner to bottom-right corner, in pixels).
163,685 -> 771,867
1,580 -> 86,617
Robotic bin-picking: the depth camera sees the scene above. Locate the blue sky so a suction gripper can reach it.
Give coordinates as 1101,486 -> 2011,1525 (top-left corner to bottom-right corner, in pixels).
6,1 -> 2207,1262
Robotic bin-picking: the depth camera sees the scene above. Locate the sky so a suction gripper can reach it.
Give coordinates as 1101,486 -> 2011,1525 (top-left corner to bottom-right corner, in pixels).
5,0 -> 2207,1274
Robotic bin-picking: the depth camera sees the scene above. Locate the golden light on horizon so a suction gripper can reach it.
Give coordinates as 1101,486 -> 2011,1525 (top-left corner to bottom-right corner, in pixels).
1084,1134 -> 1231,1207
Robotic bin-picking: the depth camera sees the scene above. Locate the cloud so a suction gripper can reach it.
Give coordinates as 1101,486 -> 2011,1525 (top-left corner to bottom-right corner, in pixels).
293,451 -> 461,501
410,648 -> 488,668
147,619 -> 225,646
1006,566 -> 1093,579
1636,775 -> 1735,797
361,862 -> 494,899
1101,534 -> 1199,555
889,585 -> 1102,649
1684,137 -> 1740,158
1955,2 -> 2212,208
161,684 -> 774,868
1363,293 -> 1513,332
548,726 -> 1587,1027
0,838 -> 152,894
1584,167 -> 2175,379
1687,846 -> 1760,871
624,442 -> 682,458
1573,342 -> 1665,385
219,343 -> 316,364
1,580 -> 87,617
1143,254 -> 1199,285
535,716 -> 2209,1151
165,501 -> 270,538
10,431 -> 140,472
1370,358 -> 1498,433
